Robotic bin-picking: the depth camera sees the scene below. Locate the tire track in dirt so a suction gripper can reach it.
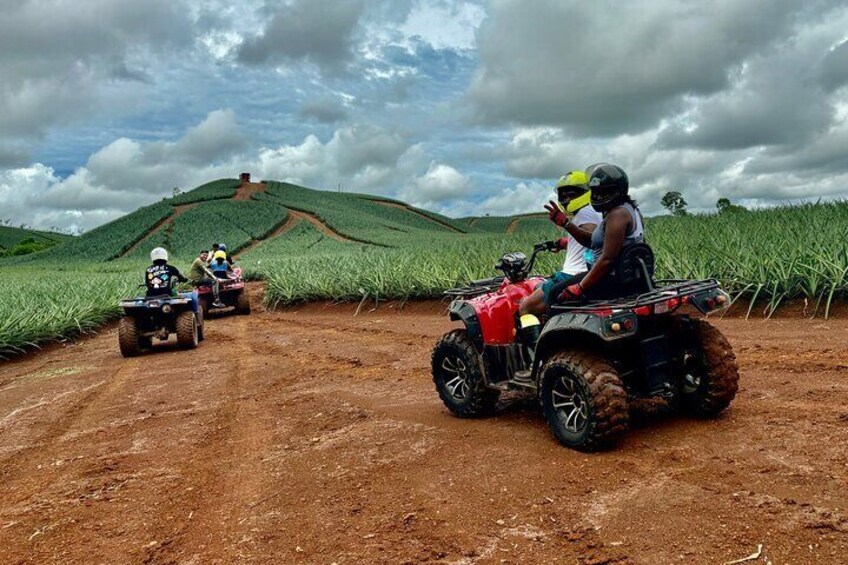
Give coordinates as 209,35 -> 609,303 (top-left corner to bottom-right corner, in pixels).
2,294 -> 848,563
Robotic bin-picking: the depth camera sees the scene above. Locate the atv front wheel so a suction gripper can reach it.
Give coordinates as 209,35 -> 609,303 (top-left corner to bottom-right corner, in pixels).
680,320 -> 739,418
235,290 -> 251,315
118,317 -> 142,358
176,311 -> 199,350
540,351 -> 629,451
431,329 -> 499,417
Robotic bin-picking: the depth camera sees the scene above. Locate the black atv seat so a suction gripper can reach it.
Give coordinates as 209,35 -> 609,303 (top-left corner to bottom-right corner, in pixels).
552,243 -> 657,309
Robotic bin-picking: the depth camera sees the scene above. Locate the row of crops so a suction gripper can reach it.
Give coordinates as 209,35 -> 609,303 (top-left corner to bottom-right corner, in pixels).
0,268 -> 138,357
5,177 -> 848,356
251,200 -> 848,318
171,179 -> 240,205
127,199 -> 290,261
261,182 -> 467,245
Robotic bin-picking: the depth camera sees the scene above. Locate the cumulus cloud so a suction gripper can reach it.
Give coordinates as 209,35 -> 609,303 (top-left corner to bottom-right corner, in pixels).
236,0 -> 366,73
0,0 -> 193,141
299,98 -> 350,123
400,162 -> 471,208
468,0 -> 840,136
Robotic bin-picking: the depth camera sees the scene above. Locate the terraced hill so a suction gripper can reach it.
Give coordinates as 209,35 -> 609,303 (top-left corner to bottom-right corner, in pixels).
8,178 -> 486,265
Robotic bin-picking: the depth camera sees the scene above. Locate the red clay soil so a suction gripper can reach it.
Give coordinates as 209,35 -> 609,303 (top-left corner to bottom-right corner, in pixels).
289,210 -> 357,243
235,216 -> 300,258
120,204 -> 197,258
506,218 -> 520,234
1,286 -> 847,564
234,182 -> 267,202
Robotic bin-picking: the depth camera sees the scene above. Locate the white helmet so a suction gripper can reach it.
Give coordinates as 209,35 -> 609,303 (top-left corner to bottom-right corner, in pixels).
150,247 -> 169,262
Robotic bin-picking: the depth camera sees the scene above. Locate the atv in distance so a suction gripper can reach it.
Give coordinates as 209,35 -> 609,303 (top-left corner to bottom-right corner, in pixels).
432,241 -> 739,451
118,290 -> 204,357
196,267 -> 251,316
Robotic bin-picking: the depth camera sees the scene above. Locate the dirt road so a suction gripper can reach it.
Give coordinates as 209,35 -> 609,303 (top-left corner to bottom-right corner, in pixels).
1,286 -> 846,564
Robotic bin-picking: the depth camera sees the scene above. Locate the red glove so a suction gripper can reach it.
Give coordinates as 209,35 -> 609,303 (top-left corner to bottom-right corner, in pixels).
544,201 -> 569,227
558,283 -> 584,302
554,237 -> 569,251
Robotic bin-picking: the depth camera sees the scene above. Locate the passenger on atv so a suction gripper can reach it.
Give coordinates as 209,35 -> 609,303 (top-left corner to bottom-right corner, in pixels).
210,250 -> 234,280
145,247 -> 188,298
190,250 -> 225,308
547,163 -> 645,305
517,170 -> 601,347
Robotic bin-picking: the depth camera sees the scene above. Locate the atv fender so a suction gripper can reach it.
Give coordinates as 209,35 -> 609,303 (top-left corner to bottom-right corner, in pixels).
534,311 -> 637,369
449,300 -> 483,350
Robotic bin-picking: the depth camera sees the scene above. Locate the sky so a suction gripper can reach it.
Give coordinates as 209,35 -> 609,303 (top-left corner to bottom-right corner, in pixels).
1,0 -> 848,233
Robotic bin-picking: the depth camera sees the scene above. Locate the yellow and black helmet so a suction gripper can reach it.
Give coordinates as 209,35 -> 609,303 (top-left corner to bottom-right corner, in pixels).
554,170 -> 591,213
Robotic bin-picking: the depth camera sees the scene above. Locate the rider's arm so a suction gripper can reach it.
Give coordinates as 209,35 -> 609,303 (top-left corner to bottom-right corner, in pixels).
562,221 -> 594,247
577,208 -> 629,291
170,266 -> 188,283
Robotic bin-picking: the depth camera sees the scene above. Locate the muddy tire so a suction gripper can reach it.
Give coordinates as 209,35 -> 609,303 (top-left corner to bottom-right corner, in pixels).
432,329 -> 499,418
176,311 -> 199,350
680,320 -> 739,418
196,306 -> 205,342
118,317 -> 142,358
540,351 -> 629,451
235,290 -> 251,315
200,297 -> 210,318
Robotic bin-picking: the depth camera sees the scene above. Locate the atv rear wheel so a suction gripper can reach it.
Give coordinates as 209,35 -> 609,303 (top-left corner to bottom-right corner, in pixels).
196,306 -> 205,341
118,317 -> 142,358
176,311 -> 199,350
432,329 -> 499,418
680,320 -> 739,418
200,297 -> 210,318
540,351 -> 629,451
235,290 -> 251,315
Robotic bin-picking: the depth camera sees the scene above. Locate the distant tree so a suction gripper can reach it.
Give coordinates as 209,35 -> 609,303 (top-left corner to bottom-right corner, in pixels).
172,186 -> 183,198
661,191 -> 689,216
716,197 -> 746,214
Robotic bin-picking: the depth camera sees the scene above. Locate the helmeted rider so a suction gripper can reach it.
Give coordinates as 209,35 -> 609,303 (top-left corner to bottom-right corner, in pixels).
218,243 -> 234,265
190,249 -> 226,308
516,171 -> 602,351
549,163 -> 645,302
210,250 -> 234,279
145,247 -> 188,298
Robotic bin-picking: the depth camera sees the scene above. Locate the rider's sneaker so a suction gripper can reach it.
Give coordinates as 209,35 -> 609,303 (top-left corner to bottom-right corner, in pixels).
213,300 -> 226,308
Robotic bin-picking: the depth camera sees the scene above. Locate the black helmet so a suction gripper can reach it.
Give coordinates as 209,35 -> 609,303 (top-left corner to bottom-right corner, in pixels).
587,163 -> 629,213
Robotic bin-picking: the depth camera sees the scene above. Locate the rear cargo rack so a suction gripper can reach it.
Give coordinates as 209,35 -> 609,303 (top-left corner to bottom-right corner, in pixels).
550,278 -> 721,313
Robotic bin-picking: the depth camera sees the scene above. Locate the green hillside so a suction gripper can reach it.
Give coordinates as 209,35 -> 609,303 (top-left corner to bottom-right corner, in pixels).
0,225 -> 74,257
5,175 -> 848,355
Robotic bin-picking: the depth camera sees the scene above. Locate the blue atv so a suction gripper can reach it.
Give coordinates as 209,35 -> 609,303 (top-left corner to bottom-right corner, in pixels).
118,290 -> 205,357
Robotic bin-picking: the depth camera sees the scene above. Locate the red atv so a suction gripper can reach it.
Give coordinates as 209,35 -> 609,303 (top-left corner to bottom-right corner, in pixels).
432,241 -> 739,451
196,267 -> 251,316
